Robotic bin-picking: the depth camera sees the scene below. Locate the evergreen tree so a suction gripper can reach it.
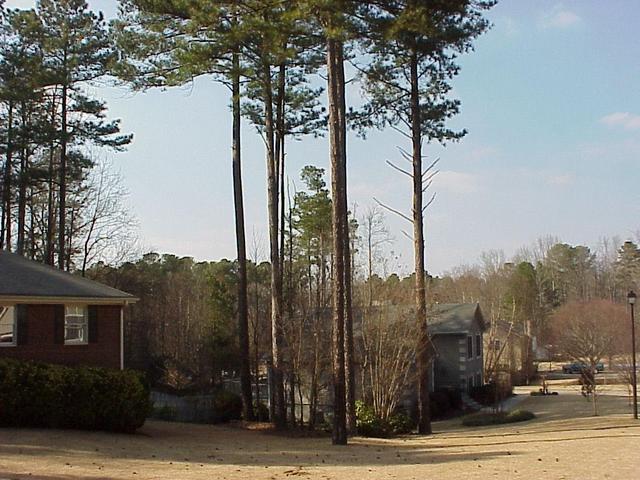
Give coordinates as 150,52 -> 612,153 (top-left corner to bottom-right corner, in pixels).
38,0 -> 131,269
113,0 -> 258,421
357,0 -> 494,434
615,241 -> 640,295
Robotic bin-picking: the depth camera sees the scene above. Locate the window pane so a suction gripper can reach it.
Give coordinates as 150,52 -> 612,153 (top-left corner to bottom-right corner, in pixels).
467,336 -> 473,358
65,306 -> 87,344
66,305 -> 84,316
0,306 -> 15,344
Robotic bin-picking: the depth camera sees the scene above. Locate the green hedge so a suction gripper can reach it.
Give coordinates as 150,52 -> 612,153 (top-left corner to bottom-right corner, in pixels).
211,389 -> 242,423
429,388 -> 463,419
0,359 -> 151,432
462,409 -> 535,427
355,401 -> 416,438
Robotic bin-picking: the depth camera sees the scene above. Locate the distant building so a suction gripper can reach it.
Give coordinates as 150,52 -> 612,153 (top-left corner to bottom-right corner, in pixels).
355,302 -> 487,392
484,319 -> 535,386
428,303 -> 486,392
0,250 -> 136,369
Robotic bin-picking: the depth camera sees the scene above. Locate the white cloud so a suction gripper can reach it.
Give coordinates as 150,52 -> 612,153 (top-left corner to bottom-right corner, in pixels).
468,145 -> 499,162
600,112 -> 640,131
501,16 -> 519,37
540,5 -> 582,29
546,174 -> 574,186
436,171 -> 480,194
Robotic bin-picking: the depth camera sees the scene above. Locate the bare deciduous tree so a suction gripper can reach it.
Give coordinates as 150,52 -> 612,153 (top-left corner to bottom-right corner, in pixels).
552,300 -> 623,415
361,205 -> 392,307
75,159 -> 138,275
361,306 -> 416,420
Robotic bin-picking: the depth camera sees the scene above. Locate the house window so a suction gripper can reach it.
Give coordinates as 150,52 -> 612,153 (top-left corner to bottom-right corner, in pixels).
65,305 -> 88,345
0,306 -> 16,346
476,334 -> 482,358
467,336 -> 473,359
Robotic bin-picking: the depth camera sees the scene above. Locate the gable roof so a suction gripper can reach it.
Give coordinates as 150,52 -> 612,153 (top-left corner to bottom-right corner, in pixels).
338,302 -> 486,336
427,303 -> 486,335
0,250 -> 136,304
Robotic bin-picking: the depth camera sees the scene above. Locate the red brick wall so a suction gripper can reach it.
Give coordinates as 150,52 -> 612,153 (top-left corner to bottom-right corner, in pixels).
0,304 -> 122,370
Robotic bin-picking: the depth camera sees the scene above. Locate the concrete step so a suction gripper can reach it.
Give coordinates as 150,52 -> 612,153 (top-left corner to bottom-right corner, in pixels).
461,393 -> 483,411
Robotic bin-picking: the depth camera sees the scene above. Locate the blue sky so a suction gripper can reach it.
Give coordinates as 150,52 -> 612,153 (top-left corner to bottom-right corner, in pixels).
6,1 -> 640,275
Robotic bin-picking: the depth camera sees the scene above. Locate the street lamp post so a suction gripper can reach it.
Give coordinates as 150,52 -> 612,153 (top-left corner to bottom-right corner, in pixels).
628,290 -> 638,420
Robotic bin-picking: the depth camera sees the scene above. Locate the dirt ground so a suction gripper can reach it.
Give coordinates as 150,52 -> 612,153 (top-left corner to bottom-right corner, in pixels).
1,386 -> 639,480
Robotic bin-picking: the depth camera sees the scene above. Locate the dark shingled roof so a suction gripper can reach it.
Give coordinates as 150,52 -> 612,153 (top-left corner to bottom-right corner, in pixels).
344,303 -> 485,336
0,250 -> 135,302
427,303 -> 486,334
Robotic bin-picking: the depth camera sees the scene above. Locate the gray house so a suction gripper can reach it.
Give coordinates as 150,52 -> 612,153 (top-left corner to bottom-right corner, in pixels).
429,303 -> 486,392
355,302 -> 487,393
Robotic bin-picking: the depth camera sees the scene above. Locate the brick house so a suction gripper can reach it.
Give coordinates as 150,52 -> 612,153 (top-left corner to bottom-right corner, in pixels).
0,250 -> 136,370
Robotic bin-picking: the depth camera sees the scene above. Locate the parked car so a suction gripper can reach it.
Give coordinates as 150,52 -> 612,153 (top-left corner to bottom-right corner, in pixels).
562,361 -> 604,374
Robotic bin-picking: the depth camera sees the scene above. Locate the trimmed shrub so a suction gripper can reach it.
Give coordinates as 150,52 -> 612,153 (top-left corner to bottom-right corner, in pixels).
254,401 -> 270,422
355,401 -> 416,438
211,389 -> 242,423
355,401 -> 389,437
388,411 -> 415,435
429,388 -> 463,419
0,358 -> 151,433
470,383 -> 514,407
462,409 -> 535,427
152,405 -> 178,421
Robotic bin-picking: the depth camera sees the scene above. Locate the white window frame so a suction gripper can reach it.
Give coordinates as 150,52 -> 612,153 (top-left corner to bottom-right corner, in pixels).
64,305 -> 88,345
0,305 -> 17,347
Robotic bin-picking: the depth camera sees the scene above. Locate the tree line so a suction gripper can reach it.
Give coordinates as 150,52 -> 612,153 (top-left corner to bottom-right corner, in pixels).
89,160 -> 640,431
1,0 -> 499,444
0,0 -> 135,272
112,0 -> 495,443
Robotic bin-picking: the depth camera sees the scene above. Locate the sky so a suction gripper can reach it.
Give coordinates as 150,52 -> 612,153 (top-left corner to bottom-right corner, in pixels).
6,1 -> 640,275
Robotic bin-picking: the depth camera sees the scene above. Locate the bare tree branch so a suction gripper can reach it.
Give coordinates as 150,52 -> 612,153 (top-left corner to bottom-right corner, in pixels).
373,197 -> 412,224
386,160 -> 413,179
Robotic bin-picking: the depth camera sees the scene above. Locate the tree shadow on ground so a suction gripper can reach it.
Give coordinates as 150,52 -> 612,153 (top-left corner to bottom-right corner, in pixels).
0,420 -> 526,470
1,390 -> 638,473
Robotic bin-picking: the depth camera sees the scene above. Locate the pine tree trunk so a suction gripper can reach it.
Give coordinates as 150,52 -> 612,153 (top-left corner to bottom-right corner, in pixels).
16,146 -> 27,255
289,371 -> 296,427
2,102 -> 14,251
232,52 -> 254,422
28,193 -> 35,259
263,62 -> 286,429
327,37 -> 347,445
276,62 -> 286,277
45,92 -> 57,265
46,146 -> 56,264
336,43 -> 356,435
411,52 -> 432,435
58,83 -> 68,269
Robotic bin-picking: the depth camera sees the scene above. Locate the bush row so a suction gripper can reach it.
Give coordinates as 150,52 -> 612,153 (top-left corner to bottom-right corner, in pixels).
469,383 -> 514,406
355,401 -> 415,438
0,358 -> 151,432
429,388 -> 463,419
462,409 -> 535,427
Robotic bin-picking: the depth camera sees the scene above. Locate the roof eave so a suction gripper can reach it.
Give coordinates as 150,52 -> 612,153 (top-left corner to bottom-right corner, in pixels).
0,295 -> 138,305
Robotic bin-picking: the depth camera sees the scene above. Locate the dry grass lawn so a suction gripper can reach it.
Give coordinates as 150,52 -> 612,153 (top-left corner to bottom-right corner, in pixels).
1,385 -> 639,480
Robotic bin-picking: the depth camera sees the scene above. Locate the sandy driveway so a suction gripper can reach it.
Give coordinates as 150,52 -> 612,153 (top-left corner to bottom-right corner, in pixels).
1,387 -> 639,480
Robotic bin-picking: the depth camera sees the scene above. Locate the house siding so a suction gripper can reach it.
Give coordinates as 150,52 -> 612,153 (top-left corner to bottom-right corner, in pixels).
0,304 -> 121,369
432,324 -> 484,391
463,318 -> 484,391
432,335 -> 462,390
